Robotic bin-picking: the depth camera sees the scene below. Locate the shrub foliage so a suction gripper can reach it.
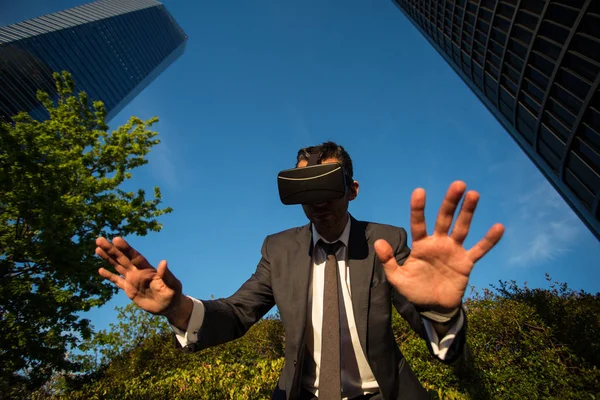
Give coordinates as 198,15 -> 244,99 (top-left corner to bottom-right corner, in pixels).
33,275 -> 599,400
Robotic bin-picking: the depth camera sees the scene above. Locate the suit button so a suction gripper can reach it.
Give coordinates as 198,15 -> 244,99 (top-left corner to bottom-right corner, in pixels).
293,360 -> 297,366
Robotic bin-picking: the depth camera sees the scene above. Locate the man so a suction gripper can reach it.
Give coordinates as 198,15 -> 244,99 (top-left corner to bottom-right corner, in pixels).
96,142 -> 504,399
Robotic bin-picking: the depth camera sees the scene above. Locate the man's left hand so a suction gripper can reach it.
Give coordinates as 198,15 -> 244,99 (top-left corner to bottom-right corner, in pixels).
374,181 -> 504,312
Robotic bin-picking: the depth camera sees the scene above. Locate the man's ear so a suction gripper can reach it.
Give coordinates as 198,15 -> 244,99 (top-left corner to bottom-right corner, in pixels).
349,181 -> 359,201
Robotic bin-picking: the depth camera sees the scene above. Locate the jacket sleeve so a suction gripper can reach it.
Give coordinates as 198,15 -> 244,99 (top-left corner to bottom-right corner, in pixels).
177,236 -> 276,353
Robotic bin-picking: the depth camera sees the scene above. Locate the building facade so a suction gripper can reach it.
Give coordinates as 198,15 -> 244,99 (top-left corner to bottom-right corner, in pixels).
392,0 -> 600,241
0,0 -> 187,122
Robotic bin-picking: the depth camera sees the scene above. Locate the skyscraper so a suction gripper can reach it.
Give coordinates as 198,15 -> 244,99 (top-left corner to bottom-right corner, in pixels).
392,0 -> 600,241
0,0 -> 187,122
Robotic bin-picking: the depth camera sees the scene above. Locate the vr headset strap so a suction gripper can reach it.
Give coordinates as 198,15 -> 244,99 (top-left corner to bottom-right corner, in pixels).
307,152 -> 320,166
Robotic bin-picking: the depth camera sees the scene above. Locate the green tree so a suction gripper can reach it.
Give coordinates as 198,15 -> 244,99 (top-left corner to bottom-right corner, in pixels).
0,71 -> 172,394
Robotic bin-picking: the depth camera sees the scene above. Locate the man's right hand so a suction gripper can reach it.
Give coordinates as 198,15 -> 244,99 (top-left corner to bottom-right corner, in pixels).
95,237 -> 193,330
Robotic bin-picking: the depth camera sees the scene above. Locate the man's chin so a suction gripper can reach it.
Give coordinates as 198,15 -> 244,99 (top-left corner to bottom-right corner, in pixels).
311,214 -> 336,228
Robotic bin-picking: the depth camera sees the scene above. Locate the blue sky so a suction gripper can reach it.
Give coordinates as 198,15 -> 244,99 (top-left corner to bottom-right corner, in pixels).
3,0 -> 599,334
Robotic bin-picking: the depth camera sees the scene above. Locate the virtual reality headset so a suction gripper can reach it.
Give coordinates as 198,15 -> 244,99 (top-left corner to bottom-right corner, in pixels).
277,152 -> 352,205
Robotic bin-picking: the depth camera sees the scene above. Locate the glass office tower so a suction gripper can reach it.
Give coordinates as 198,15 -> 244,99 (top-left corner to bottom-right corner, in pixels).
0,0 -> 187,122
392,0 -> 600,241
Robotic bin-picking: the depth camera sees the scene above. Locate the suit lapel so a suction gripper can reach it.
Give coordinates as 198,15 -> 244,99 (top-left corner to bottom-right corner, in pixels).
288,223 -> 314,398
348,216 -> 374,356
291,223 -> 314,334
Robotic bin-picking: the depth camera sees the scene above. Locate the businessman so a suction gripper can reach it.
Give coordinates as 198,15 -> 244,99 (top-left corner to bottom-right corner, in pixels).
96,142 -> 504,399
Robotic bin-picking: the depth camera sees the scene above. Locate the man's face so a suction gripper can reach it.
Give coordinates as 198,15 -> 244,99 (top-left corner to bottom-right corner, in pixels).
297,157 -> 359,230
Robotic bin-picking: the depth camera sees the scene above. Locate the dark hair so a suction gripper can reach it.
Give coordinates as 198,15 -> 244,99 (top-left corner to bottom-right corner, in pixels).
296,141 -> 354,179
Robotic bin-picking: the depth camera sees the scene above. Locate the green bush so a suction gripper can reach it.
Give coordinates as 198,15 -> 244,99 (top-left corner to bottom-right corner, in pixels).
33,312 -> 286,399
393,283 -> 600,400
492,274 -> 600,368
53,358 -> 284,400
34,278 -> 600,400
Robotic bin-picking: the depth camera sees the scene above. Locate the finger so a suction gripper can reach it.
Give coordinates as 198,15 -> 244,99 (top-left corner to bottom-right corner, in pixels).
113,237 -> 153,270
95,245 -> 120,267
467,223 -> 505,263
434,181 -> 467,236
95,247 -> 128,276
374,239 -> 403,286
156,260 -> 177,285
98,267 -> 126,290
96,237 -> 136,271
450,190 -> 480,244
410,188 -> 428,242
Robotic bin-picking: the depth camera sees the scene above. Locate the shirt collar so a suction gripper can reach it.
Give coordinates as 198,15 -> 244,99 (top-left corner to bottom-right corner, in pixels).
311,213 -> 351,248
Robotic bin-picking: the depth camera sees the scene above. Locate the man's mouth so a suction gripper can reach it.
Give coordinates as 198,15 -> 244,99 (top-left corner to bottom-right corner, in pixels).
313,210 -> 331,218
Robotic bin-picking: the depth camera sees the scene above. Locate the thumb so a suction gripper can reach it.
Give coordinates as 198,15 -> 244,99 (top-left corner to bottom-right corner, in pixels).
157,260 -> 177,286
374,239 -> 401,278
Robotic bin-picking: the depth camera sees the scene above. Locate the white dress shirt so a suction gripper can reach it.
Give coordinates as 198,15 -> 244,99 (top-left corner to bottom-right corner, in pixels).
302,218 -> 377,398
172,217 -> 464,399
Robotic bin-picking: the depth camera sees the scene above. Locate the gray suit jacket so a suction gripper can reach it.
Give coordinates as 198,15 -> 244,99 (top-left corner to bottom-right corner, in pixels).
181,215 -> 466,399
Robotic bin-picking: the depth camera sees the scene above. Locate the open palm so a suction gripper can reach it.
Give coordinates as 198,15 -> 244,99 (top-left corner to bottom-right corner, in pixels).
96,237 -> 183,315
375,181 -> 505,311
